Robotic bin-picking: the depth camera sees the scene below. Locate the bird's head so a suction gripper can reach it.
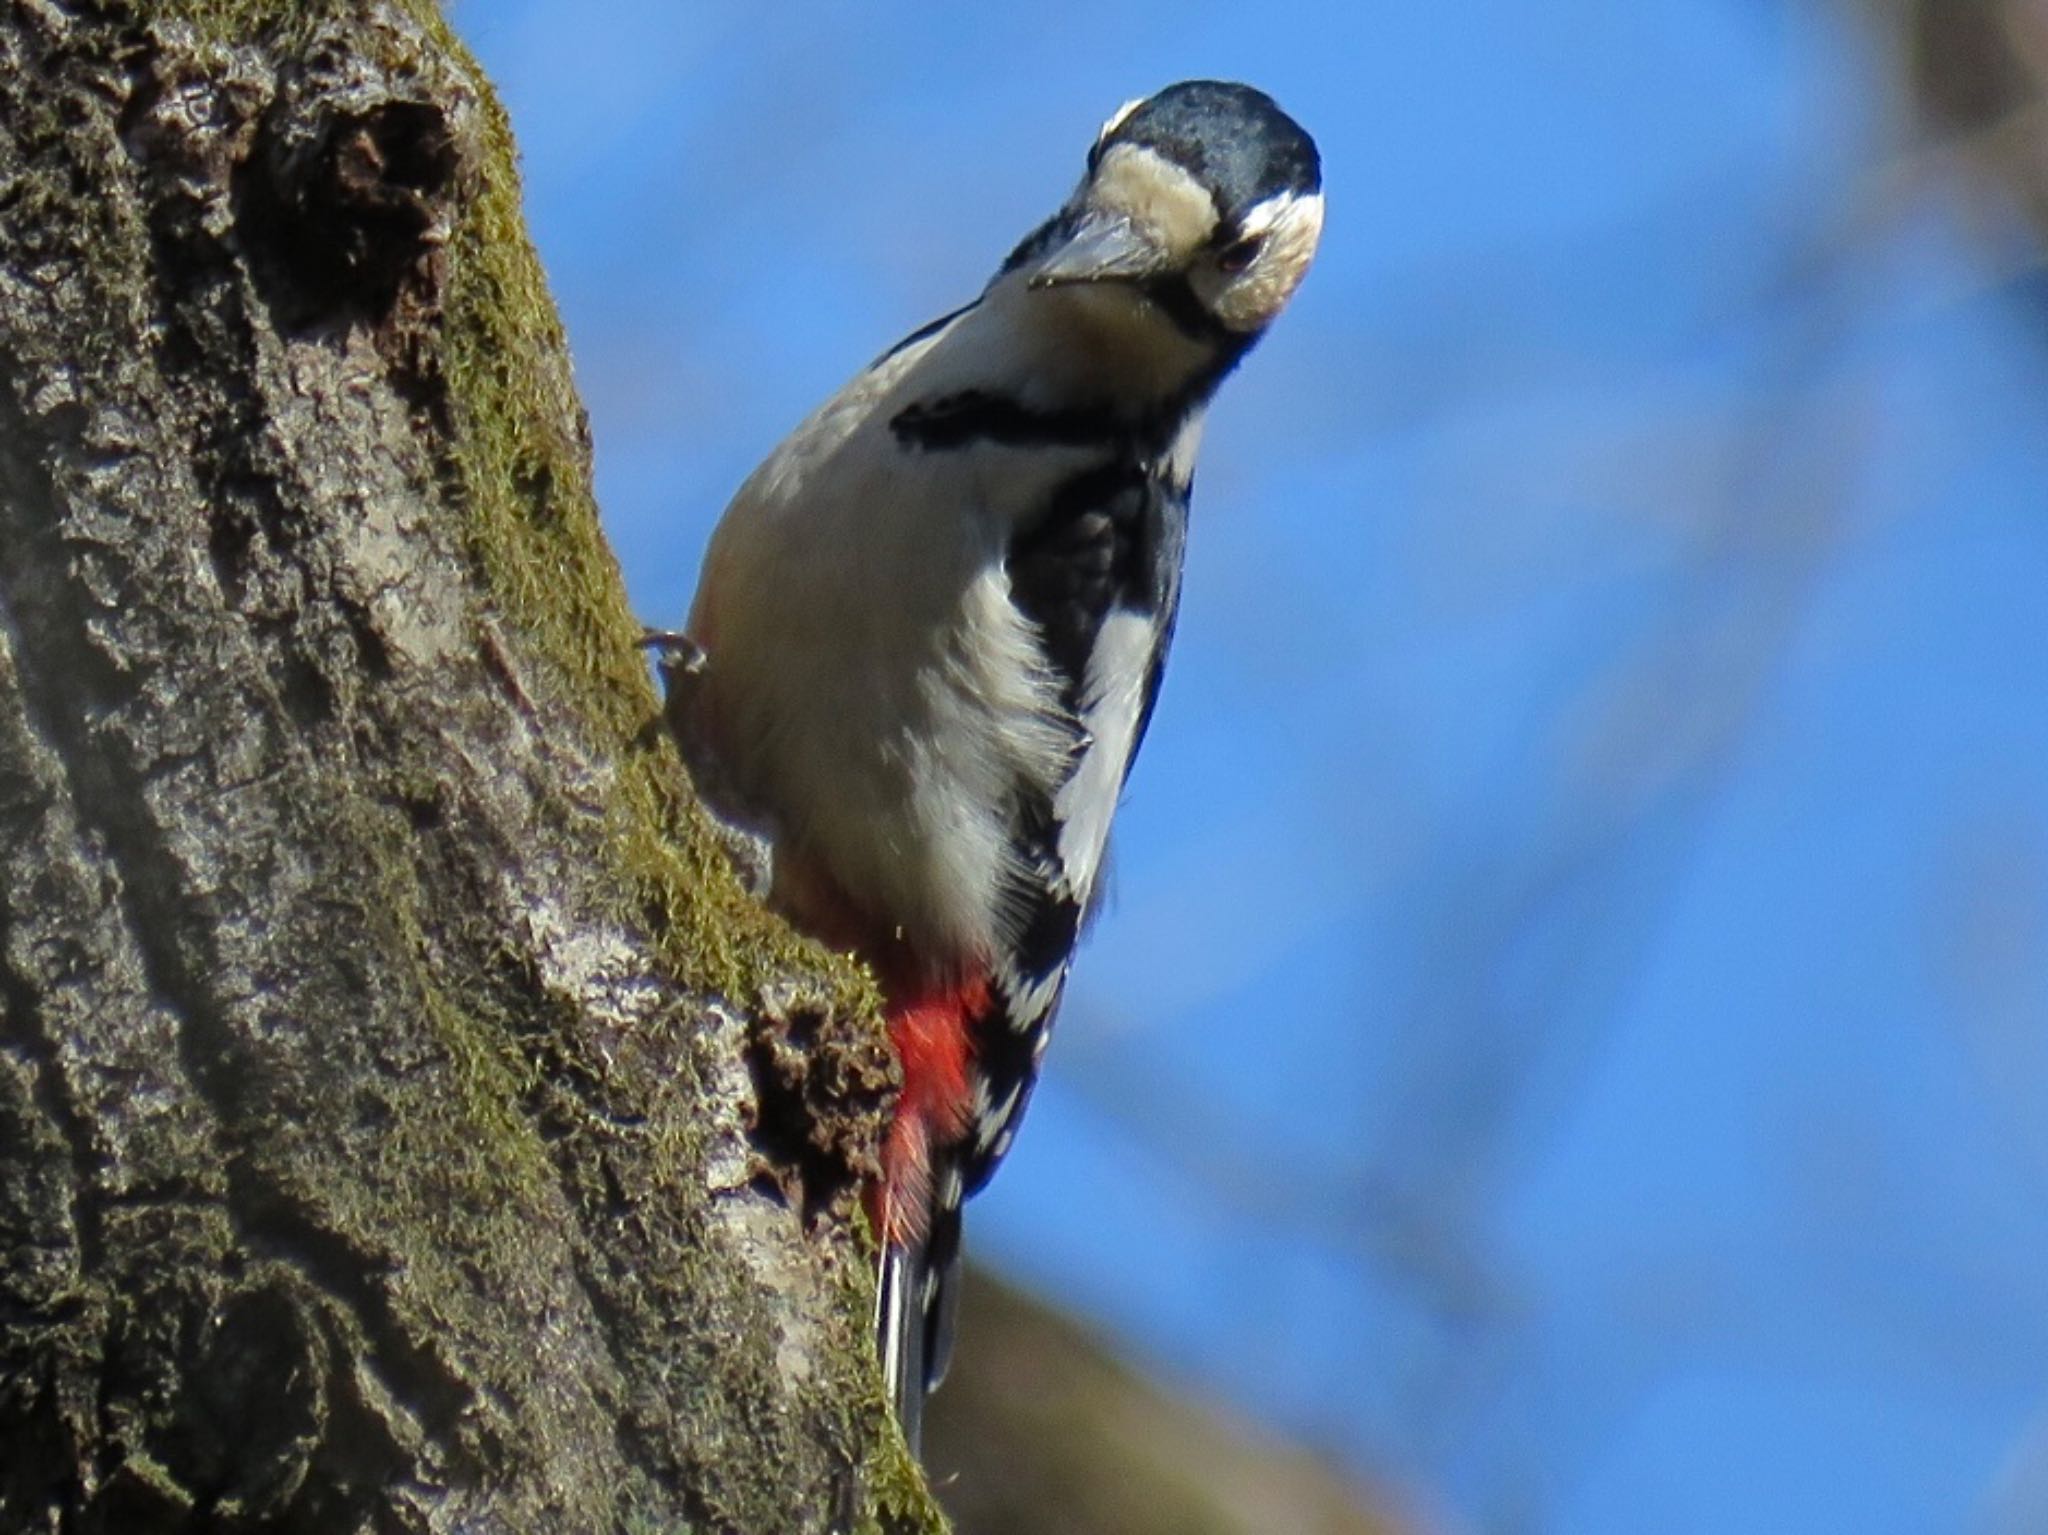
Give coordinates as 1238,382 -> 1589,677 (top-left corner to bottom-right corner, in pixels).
1018,81 -> 1323,341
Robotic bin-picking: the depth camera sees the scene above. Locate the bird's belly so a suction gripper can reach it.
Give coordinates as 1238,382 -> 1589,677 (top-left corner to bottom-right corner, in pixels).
713,554 -> 1067,980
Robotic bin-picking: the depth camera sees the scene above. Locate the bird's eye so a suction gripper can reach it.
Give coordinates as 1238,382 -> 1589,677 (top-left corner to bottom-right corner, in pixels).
1216,234 -> 1264,274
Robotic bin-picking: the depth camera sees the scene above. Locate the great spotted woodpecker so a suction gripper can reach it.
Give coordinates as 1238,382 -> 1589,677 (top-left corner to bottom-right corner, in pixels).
669,80 -> 1322,1449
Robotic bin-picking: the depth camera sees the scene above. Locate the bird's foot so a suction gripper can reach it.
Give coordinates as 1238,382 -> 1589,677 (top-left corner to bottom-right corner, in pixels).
643,628 -> 777,899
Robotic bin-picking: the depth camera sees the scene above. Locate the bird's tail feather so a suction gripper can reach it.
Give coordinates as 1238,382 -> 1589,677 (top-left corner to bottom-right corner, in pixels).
875,1176 -> 964,1455
876,1240 -> 930,1452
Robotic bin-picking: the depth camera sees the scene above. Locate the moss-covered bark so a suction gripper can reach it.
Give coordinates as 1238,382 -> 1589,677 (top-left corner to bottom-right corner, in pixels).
0,2 -> 938,1530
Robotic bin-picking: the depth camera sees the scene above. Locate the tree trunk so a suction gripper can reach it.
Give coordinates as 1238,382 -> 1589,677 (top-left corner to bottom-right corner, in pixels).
0,3 -> 937,1531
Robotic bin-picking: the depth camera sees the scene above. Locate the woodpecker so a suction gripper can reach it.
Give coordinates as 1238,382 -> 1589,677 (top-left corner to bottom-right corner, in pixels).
672,80 -> 1322,1448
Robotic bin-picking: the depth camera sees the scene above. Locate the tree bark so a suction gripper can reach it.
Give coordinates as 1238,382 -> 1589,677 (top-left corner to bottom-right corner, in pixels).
0,3 -> 937,1531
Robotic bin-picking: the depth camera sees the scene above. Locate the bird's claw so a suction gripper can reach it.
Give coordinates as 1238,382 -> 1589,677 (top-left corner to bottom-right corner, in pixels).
640,627 -> 707,674
644,628 -> 777,900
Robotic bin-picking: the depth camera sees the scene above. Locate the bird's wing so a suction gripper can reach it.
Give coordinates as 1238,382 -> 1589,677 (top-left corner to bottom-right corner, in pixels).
966,442 -> 1194,1197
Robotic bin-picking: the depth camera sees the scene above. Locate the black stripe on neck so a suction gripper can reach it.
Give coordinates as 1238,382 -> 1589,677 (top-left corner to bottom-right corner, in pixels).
890,328 -> 1252,455
1141,274 -> 1236,347
891,391 -> 1128,451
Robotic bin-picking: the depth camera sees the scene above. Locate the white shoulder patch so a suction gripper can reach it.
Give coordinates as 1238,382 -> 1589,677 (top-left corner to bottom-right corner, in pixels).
1051,607 -> 1159,903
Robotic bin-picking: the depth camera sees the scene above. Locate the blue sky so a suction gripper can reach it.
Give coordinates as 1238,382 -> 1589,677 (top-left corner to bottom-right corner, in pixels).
453,4 -> 2048,1529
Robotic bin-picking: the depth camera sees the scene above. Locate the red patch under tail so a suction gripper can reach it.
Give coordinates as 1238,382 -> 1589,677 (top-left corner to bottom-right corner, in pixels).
869,975 -> 987,1246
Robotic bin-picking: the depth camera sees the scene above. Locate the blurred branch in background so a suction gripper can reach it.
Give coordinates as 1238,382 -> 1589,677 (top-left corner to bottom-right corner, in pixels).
1846,7 -> 2048,1529
927,1268 -> 1405,1535
1849,0 -> 2048,299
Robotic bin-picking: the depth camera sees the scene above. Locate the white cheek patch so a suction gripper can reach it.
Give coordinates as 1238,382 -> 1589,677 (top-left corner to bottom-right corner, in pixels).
1215,188 -> 1325,332
1090,143 -> 1218,262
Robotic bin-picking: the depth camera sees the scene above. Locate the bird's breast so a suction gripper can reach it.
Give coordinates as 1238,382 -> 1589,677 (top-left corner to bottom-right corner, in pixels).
697,431 -> 1092,975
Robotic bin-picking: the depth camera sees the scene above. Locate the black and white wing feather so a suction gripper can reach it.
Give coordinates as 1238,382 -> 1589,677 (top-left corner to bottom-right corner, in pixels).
897,428 -> 1196,1417
968,433 -> 1197,1195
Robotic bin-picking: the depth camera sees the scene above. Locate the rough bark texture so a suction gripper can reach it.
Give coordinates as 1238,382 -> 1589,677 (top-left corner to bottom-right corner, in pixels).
0,2 -> 939,1531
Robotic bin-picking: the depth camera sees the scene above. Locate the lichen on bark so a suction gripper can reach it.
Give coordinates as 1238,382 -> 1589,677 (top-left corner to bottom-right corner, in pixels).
0,2 -> 933,1530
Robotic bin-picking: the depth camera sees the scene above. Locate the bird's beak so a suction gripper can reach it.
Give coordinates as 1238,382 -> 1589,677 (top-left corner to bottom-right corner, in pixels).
1028,212 -> 1170,288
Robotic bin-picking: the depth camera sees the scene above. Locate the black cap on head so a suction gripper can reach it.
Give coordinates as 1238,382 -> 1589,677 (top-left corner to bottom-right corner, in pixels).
1093,81 -> 1322,218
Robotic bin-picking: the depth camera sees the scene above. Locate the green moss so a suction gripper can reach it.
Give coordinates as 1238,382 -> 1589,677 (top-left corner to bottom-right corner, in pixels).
863,1414 -> 950,1535
150,0 -> 357,48
149,0 -> 877,1021
123,5 -> 918,1522
420,14 -> 876,1029
813,1243 -> 948,1533
337,787 -> 558,1219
